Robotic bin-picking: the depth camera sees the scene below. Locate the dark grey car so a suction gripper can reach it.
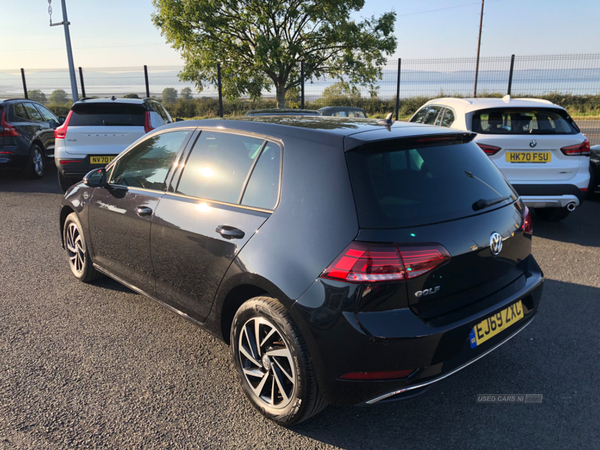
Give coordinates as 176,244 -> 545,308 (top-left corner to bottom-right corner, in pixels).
0,98 -> 63,178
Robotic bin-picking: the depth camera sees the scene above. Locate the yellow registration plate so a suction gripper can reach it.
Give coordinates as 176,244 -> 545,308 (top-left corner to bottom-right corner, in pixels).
90,156 -> 115,164
506,152 -> 551,163
469,301 -> 524,348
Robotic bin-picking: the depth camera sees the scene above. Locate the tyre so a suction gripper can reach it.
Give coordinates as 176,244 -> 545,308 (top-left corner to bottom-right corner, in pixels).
63,213 -> 103,282
24,144 -> 45,179
586,170 -> 599,201
230,296 -> 327,426
534,207 -> 571,222
58,170 -> 78,192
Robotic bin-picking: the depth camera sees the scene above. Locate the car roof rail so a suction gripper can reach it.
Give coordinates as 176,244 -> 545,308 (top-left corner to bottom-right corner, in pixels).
4,98 -> 27,102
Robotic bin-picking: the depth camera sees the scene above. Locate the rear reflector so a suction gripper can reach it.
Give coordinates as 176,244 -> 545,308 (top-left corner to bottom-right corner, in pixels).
340,369 -> 414,380
59,160 -> 82,165
54,110 -> 73,139
1,108 -> 19,137
561,139 -> 590,156
477,143 -> 501,155
321,242 -> 450,283
522,206 -> 533,234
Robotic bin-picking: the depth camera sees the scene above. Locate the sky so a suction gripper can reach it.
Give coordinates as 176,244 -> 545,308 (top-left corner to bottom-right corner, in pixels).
1,0 -> 599,70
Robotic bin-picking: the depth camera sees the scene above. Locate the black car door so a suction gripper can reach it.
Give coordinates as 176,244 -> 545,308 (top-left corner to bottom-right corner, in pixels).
151,130 -> 282,321
33,103 -> 60,156
87,129 -> 193,291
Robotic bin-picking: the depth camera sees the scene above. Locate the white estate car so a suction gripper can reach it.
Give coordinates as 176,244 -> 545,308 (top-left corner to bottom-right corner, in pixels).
54,98 -> 173,191
409,96 -> 590,221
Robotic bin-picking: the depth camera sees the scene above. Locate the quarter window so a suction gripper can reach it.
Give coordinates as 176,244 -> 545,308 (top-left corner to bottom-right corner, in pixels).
177,131 -> 265,204
12,103 -> 29,121
241,142 -> 281,210
109,131 -> 190,191
35,104 -> 59,123
441,108 -> 455,127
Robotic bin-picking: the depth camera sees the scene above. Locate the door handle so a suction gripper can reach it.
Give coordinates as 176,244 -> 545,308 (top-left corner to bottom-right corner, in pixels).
136,206 -> 153,217
216,225 -> 245,240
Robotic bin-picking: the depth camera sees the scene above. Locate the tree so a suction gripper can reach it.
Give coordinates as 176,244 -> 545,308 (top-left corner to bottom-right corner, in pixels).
28,90 -> 47,104
123,93 -> 140,98
180,87 -> 193,100
49,89 -> 69,105
321,81 -> 361,100
152,0 -> 396,108
162,87 -> 178,105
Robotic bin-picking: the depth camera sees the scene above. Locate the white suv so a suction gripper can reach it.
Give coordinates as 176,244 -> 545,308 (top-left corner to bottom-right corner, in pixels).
54,98 -> 173,191
409,96 -> 590,221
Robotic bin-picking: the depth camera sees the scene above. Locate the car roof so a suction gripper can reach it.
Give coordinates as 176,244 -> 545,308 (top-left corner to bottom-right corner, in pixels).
247,109 -> 321,116
157,116 -> 473,150
75,97 -> 148,104
318,106 -> 366,111
424,96 -> 560,113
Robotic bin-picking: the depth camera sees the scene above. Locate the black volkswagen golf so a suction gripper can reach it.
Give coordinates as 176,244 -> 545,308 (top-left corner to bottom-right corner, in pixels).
59,116 -> 543,425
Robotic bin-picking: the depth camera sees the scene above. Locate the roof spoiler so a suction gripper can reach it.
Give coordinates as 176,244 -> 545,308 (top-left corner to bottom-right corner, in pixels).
346,132 -> 477,152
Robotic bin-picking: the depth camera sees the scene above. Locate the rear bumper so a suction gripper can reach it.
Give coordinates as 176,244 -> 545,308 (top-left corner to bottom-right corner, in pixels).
291,256 -> 544,406
55,157 -> 116,179
513,183 -> 585,208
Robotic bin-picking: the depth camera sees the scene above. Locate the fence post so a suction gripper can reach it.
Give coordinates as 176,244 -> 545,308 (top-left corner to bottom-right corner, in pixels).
217,63 -> 224,118
507,54 -> 515,96
21,69 -> 28,99
144,65 -> 150,98
395,58 -> 401,120
300,61 -> 305,109
79,67 -> 86,98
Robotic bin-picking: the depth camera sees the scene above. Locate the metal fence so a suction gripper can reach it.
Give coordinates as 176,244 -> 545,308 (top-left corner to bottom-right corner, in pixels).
1,53 -> 599,143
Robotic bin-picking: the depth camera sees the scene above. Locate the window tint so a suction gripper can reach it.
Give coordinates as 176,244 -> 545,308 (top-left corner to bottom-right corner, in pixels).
12,103 -> 29,121
422,106 -> 442,125
177,131 -> 265,204
471,108 -> 578,135
410,107 -> 429,123
23,103 -> 43,122
109,131 -> 189,190
346,141 -> 516,228
70,103 -> 146,126
35,104 -> 58,123
242,143 -> 281,210
441,108 -> 455,127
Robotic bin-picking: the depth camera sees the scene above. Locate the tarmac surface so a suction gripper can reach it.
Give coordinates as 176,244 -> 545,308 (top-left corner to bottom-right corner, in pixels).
1,165 -> 599,450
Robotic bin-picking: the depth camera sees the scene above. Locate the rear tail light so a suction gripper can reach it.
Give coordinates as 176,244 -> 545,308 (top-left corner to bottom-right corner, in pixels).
522,206 -> 533,234
561,139 -> 590,156
321,242 -> 450,283
340,369 -> 414,380
1,108 -> 19,137
54,110 -> 73,139
477,143 -> 502,155
144,111 -> 154,133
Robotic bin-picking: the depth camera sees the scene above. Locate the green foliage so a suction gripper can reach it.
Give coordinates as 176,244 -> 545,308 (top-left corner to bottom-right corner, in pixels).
180,87 -> 193,100
27,90 -> 47,104
47,104 -> 71,117
162,87 -> 178,104
49,89 -> 69,105
152,0 -> 397,108
123,93 -> 140,98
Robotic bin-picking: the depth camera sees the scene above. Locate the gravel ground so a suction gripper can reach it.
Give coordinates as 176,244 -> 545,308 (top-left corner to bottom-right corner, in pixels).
1,165 -> 599,450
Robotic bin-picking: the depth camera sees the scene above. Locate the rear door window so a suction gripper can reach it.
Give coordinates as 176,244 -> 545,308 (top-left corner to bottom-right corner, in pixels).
69,103 -> 146,126
23,103 -> 43,122
241,142 -> 281,210
346,140 -> 516,228
410,107 -> 429,123
471,108 -> 578,134
35,104 -> 58,123
176,131 -> 266,204
422,106 -> 442,125
12,103 -> 29,121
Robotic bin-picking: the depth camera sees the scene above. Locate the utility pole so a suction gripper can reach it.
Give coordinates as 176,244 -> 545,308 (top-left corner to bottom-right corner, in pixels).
49,0 -> 79,102
473,0 -> 485,98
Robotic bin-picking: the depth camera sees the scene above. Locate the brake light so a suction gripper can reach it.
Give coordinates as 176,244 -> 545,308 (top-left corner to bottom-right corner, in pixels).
1,108 -> 19,137
477,143 -> 501,155
54,111 -> 73,139
522,206 -> 533,234
321,242 -> 450,283
561,139 -> 590,156
340,369 -> 414,380
144,111 -> 154,133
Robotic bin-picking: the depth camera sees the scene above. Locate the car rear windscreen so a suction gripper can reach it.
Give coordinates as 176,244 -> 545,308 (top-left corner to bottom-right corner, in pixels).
346,141 -> 517,228
69,103 -> 146,126
471,108 -> 579,135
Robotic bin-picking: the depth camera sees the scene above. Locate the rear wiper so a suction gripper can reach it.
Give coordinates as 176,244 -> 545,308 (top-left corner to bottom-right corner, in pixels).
472,196 -> 512,211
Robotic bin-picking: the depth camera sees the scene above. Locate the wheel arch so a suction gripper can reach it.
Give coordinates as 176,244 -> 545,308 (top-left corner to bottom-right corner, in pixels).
220,284 -> 270,345
59,205 -> 76,248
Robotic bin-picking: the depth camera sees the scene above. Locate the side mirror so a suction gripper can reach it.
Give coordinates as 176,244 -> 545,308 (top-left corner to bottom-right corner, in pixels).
175,118 -> 185,122
58,116 -> 66,125
48,120 -> 59,129
83,168 -> 107,188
